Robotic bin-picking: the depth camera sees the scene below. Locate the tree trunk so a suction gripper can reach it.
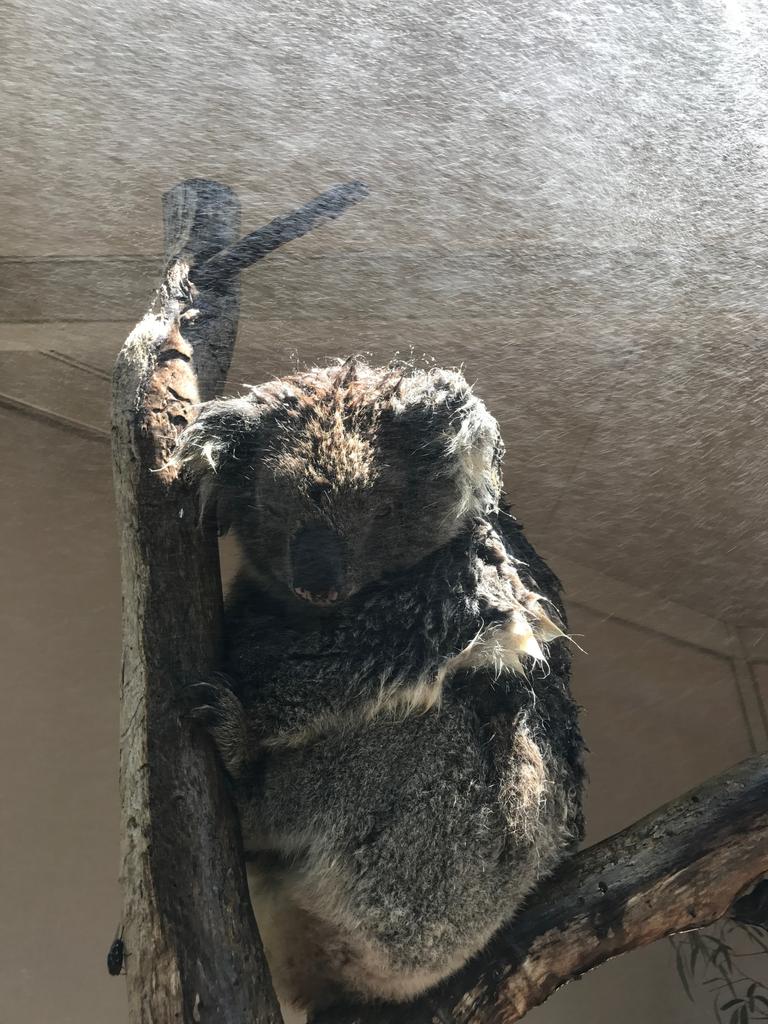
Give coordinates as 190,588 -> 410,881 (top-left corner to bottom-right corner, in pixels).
112,179 -> 283,1024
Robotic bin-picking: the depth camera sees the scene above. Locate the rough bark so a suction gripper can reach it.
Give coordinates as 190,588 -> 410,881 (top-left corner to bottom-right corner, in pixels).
112,178 -> 284,1024
314,753 -> 768,1024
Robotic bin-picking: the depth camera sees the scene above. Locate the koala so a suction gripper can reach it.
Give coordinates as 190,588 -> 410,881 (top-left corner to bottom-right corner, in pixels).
174,359 -> 584,1013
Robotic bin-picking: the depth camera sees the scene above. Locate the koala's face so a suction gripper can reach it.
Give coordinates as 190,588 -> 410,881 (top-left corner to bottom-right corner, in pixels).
174,361 -> 503,610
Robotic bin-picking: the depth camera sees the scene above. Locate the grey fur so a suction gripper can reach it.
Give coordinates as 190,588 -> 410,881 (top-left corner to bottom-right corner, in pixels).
176,359 -> 584,1011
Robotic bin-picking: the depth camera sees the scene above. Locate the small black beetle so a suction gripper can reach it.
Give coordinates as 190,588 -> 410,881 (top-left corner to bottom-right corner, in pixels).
107,926 -> 126,976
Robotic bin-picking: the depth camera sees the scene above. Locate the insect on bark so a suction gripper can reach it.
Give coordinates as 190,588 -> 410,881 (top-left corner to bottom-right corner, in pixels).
106,925 -> 126,976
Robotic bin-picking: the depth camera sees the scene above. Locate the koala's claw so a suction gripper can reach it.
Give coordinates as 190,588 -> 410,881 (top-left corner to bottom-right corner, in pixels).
188,703 -> 220,725
184,681 -> 227,719
183,678 -> 248,778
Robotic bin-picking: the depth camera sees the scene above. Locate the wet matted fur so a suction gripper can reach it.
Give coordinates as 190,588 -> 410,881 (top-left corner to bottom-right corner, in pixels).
175,359 -> 585,1011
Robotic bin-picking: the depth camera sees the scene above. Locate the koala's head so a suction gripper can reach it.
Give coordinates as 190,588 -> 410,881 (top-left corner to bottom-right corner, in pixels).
173,359 -> 504,610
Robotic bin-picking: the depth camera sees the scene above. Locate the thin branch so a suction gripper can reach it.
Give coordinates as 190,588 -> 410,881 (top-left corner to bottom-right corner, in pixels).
314,754 -> 768,1024
194,180 -> 369,284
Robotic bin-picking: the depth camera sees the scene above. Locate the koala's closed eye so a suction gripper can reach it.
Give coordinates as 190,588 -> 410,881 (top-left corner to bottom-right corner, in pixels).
172,361 -> 505,603
374,500 -> 399,519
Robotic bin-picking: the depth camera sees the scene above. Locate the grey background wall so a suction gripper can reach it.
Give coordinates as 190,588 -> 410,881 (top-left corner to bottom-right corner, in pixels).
2,0 -> 768,1021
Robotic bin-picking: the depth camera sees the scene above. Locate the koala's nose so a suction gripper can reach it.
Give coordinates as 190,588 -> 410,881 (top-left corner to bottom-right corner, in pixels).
290,523 -> 345,604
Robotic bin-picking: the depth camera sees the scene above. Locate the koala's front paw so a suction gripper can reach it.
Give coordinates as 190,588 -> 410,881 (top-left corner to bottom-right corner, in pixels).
184,677 -> 248,778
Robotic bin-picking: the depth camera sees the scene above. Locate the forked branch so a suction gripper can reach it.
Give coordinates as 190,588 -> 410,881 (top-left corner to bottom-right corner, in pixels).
111,178 -> 366,1024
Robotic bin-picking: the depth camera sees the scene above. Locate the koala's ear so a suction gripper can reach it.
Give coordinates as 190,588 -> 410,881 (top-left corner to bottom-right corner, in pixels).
171,395 -> 265,532
395,368 -> 504,518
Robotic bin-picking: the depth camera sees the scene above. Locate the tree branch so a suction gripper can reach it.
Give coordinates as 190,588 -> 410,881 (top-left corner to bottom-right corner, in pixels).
111,178 -> 367,1023
313,753 -> 768,1024
194,180 -> 369,284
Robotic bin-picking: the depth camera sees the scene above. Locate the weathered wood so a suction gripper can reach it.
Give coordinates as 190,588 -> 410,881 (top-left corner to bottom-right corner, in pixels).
314,753 -> 768,1024
112,178 -> 283,1024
